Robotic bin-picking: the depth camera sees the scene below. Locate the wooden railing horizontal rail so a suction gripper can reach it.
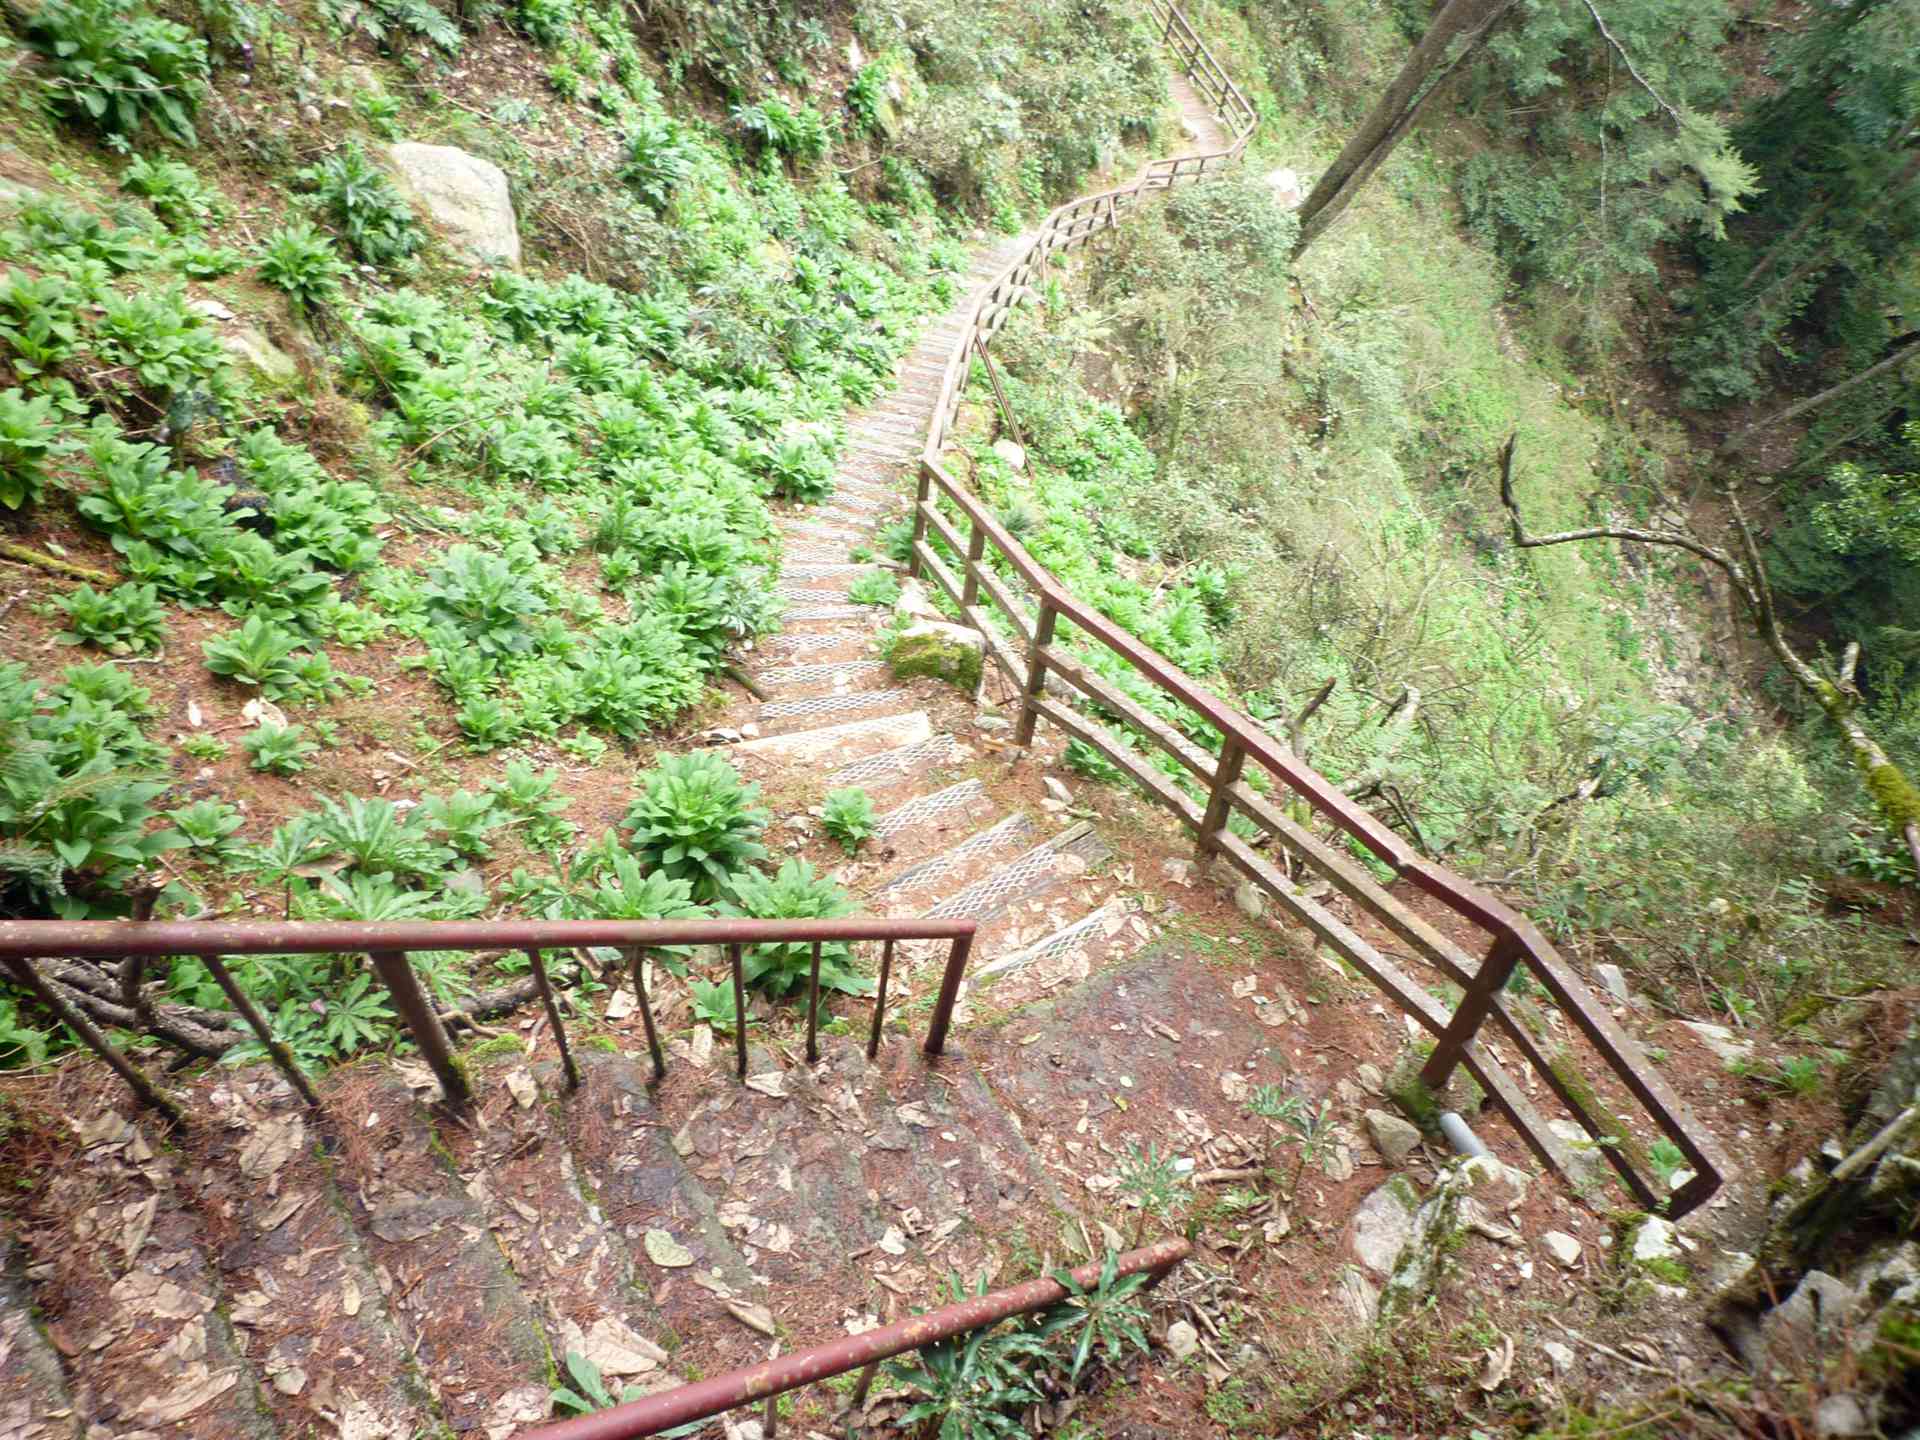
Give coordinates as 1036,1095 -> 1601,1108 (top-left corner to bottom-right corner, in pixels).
910,1 -> 1726,1215
0,916 -> 976,1127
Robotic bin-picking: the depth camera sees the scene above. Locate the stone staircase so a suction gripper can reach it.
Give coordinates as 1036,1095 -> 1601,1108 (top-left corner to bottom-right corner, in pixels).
0,79 -> 1266,1440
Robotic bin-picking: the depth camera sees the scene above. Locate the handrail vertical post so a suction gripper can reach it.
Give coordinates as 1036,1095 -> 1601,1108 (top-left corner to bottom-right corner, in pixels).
923,930 -> 975,1057
1,954 -> 185,1125
908,462 -> 932,579
867,938 -> 894,1061
1012,598 -> 1058,747
1420,934 -> 1525,1090
729,942 -> 748,1079
1195,738 -> 1246,858
369,949 -> 470,1108
960,517 -> 987,610
973,335 -> 1026,456
526,947 -> 579,1091
197,952 -> 324,1110
805,940 -> 822,1064
627,946 -> 666,1082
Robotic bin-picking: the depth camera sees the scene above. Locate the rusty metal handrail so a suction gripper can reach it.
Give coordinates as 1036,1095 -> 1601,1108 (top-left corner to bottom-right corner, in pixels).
517,1238 -> 1190,1440
0,917 -> 976,1123
908,2 -> 1727,1215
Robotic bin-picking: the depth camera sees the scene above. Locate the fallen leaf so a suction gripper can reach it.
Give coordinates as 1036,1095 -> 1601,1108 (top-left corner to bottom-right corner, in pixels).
110,1269 -> 211,1321
895,1104 -> 934,1128
744,1072 -> 787,1098
877,1226 -> 908,1256
187,700 -> 204,728
1478,1334 -> 1515,1392
725,1300 -> 778,1337
505,1071 -> 538,1109
690,1027 -> 714,1068
342,1274 -> 361,1317
133,1364 -> 237,1422
644,1230 -> 694,1269
605,987 -> 636,1022
120,1196 -> 157,1268
237,1115 -> 304,1179
241,697 -> 289,730
1231,976 -> 1258,999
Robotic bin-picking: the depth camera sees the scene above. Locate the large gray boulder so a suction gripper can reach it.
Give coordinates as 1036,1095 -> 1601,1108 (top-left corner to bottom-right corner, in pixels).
382,143 -> 520,268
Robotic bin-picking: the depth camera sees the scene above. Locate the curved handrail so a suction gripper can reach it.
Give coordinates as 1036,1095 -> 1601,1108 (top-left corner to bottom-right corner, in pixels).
910,1 -> 1726,1215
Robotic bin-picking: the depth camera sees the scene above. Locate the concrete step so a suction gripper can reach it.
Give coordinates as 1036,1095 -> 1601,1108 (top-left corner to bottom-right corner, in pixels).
924,821 -> 1111,924
755,688 -> 917,736
870,811 -> 1039,910
756,658 -> 892,697
731,709 -> 934,765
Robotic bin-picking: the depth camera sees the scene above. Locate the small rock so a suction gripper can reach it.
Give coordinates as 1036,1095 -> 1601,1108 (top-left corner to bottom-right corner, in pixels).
889,620 -> 985,691
1631,1215 -> 1681,1265
1547,1119 -> 1609,1190
1264,165 -> 1303,208
1043,777 -> 1072,804
1336,1264 -> 1380,1324
1541,1340 -> 1575,1374
1594,963 -> 1631,1005
1164,1320 -> 1199,1361
1160,857 -> 1197,887
1364,1109 -> 1422,1166
1233,883 -> 1264,921
1814,1394 -> 1871,1437
382,141 -> 521,267
975,713 -> 1011,731
1681,1020 -> 1754,1065
299,103 -> 322,124
1541,1231 -> 1583,1268
1458,1154 -> 1529,1209
1356,1063 -> 1384,1094
1350,1180 -> 1419,1276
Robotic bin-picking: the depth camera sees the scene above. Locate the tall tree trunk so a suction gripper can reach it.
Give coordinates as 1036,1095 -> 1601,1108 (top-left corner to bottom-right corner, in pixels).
1291,0 -> 1520,259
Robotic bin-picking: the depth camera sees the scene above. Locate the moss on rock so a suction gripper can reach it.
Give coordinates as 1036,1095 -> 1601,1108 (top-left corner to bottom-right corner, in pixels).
888,620 -> 984,691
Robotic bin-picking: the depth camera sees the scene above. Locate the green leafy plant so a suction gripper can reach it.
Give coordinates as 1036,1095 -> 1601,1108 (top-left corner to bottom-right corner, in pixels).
1774,1055 -> 1824,1097
24,0 -> 210,147
758,435 -> 834,502
890,1280 -> 1051,1439
820,786 -> 877,854
720,858 -> 867,997
847,569 -> 901,606
616,113 -> 698,210
49,582 -> 166,654
513,0 -> 575,47
622,752 -> 770,902
1042,1247 -> 1154,1387
301,142 -> 422,266
1113,1140 -> 1188,1245
422,544 -> 547,658
0,388 -> 70,510
257,222 -> 349,313
167,798 -> 244,858
120,155 -> 224,230
688,976 -> 740,1034
731,98 -> 830,165
486,760 -> 574,849
1647,1138 -> 1688,1190
318,0 -> 460,55
201,616 -> 330,699
308,794 -> 449,881
419,788 -> 503,860
550,1350 -> 642,1418
177,732 -> 227,762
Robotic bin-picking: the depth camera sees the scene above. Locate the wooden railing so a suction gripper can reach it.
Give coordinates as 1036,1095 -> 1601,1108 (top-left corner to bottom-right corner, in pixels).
910,0 -> 1727,1216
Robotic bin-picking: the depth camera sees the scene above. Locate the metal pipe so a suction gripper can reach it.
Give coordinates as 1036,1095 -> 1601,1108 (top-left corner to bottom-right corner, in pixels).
368,950 -> 470,1108
197,953 -> 324,1110
0,955 -> 184,1125
626,947 -> 665,1082
1439,1112 -> 1491,1159
0,917 -> 978,958
922,932 -> 974,1057
527,948 -> 579,1091
867,939 -> 894,1061
729,943 -> 747,1080
515,1239 -> 1190,1440
804,941 -> 822,1065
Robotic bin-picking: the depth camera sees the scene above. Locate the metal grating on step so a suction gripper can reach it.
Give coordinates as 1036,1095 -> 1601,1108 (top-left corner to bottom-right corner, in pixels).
758,659 -> 890,689
871,812 -> 1038,902
924,825 -> 1111,922
975,899 -> 1129,980
875,778 -> 989,839
760,689 -> 913,722
783,604 -> 872,622
781,562 -> 873,579
757,630 -> 848,658
775,580 -> 864,601
830,733 -> 956,787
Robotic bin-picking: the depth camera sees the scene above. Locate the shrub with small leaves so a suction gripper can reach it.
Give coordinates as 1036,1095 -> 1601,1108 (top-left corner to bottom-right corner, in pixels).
820,787 -> 877,854
616,113 -> 699,210
243,722 -> 321,775
49,582 -> 167,654
257,222 -> 349,313
514,0 -> 575,46
623,751 -> 769,902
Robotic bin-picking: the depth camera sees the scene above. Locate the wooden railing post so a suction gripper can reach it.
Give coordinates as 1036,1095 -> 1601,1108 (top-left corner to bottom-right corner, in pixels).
908,461 -> 932,579
1195,738 -> 1245,857
1012,599 -> 1059,747
1419,934 -> 1524,1090
960,518 -> 986,609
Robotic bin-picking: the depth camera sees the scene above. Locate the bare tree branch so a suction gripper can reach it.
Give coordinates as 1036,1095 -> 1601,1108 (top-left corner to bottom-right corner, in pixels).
1580,0 -> 1682,126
